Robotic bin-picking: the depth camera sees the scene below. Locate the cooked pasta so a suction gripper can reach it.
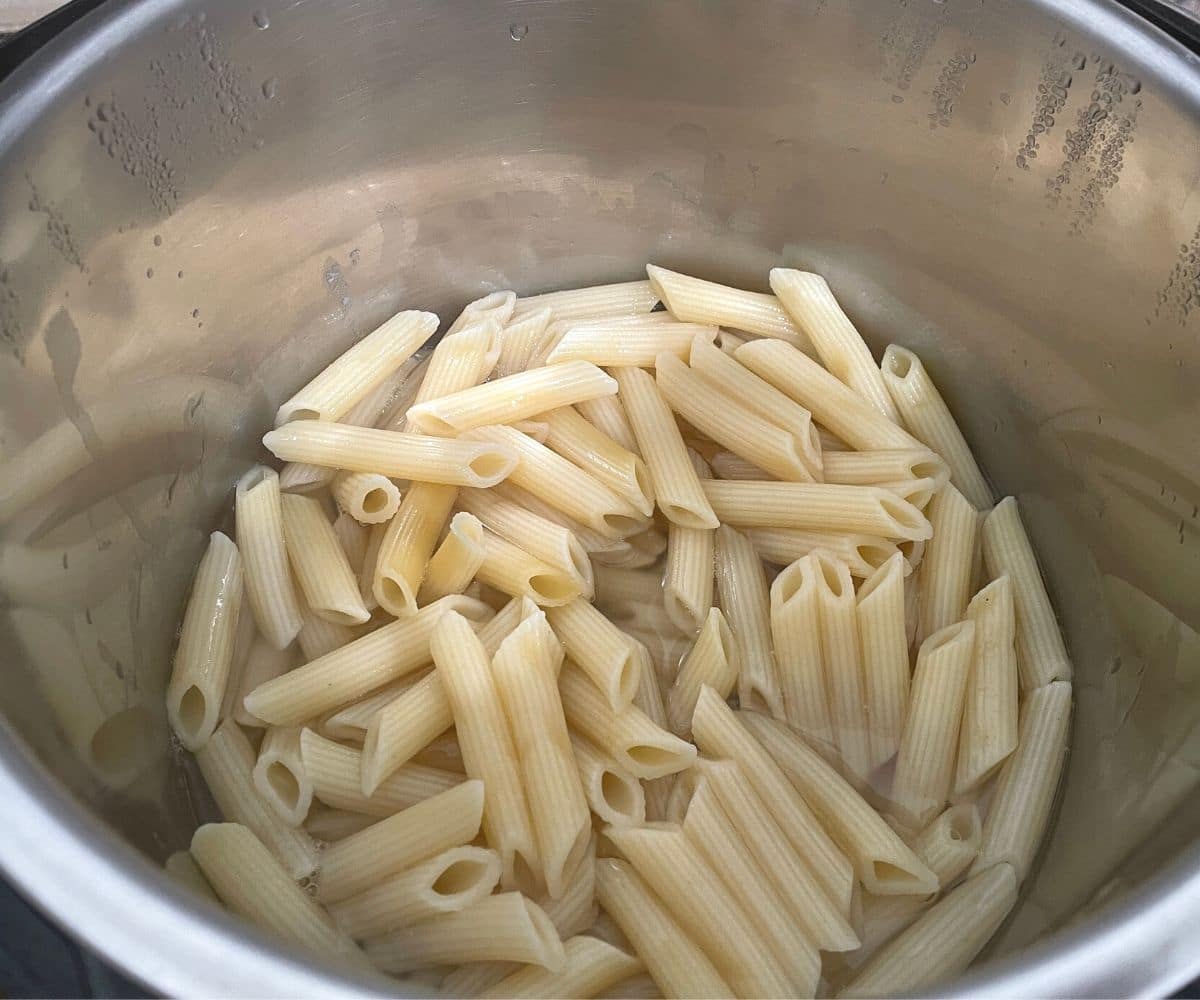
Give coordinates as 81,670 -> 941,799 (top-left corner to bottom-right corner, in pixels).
168,265 -> 1073,996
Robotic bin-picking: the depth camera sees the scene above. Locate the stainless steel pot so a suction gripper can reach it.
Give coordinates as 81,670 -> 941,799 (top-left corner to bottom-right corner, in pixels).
2,0 -> 1200,994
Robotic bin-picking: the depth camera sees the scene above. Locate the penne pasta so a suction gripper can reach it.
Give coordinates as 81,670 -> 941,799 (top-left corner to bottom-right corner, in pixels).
546,321 -> 717,367
512,280 -> 660,324
914,803 -> 982,888
296,604 -> 356,662
408,361 -> 617,436
467,425 -> 644,539
840,863 -> 1018,998
768,555 -> 834,750
538,406 -> 655,516
190,823 -> 358,959
666,608 -> 737,736
576,394 -> 640,455
495,306 -> 554,379
612,366 -> 718,530
890,621 -> 976,828
812,551 -> 873,783
363,892 -> 565,974
166,531 -> 243,750
856,553 -> 911,768
714,524 -> 783,717
299,728 -> 459,817
737,713 -> 938,896
432,611 -> 539,888
446,290 -> 517,336
594,857 -> 733,1000
418,511 -> 486,604
571,735 -> 646,828
662,518 -> 714,634
688,335 -> 822,478
304,805 -> 377,843
823,449 -> 949,489
956,576 -> 1019,795
262,423 -> 516,488
918,484 -> 978,642
770,268 -> 898,420
279,493 -> 370,625
317,779 -> 485,904
972,680 -> 1071,881
236,466 -> 304,650
708,450 -> 771,481
492,612 -> 590,898
981,497 -> 1073,690
476,528 -> 583,607
480,935 -> 642,1000
252,726 -> 312,826
703,480 -> 932,540
735,339 -> 922,451
690,687 -> 855,919
604,823 -> 794,998
646,264 -> 813,350
373,482 -> 458,616
656,352 -> 817,483
278,461 -> 333,494
546,599 -> 641,710
164,850 -> 219,905
683,770 -> 821,996
243,594 -> 489,726
275,309 -> 438,425
880,345 -> 993,511
558,663 -> 695,780
748,526 -> 903,579
231,638 -> 296,729
459,487 -> 593,598
332,471 -> 402,525
194,720 -> 318,879
401,321 -> 504,430
360,672 -> 453,795
329,845 -> 502,940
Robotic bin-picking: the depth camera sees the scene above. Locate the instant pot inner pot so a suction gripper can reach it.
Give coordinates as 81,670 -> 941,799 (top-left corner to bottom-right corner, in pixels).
2,0 -> 1200,993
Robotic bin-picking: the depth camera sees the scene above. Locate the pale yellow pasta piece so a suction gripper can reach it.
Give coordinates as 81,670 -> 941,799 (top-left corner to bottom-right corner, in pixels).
512,280 -> 659,324
190,823 -> 358,959
400,321 -> 504,432
646,264 -> 813,350
822,449 -> 948,489
913,803 -> 981,888
360,673 -> 453,795
538,406 -> 655,516
329,845 -> 502,940
480,935 -> 643,1000
735,339 -> 922,451
594,857 -> 733,1000
275,309 -> 438,425
363,892 -> 565,974
890,621 -> 976,829
236,466 -> 303,650
414,511 -> 484,604
476,529 -> 582,607
918,483 -> 979,642
166,531 -> 243,750
432,611 -> 539,888
981,497 -> 1073,689
737,712 -> 938,896
612,366 -> 718,530
446,290 -> 517,336
748,527 -> 902,579
493,612 -> 590,897
251,726 -> 312,826
317,779 -> 485,904
546,598 -> 641,710
576,395 -> 640,454
332,471 -> 402,525
956,576 -> 1019,795
263,423 -> 516,487
856,553 -> 910,769
495,307 -> 554,378
769,555 -> 834,751
770,268 -> 898,420
243,594 -> 489,725
373,482 -> 458,616
880,345 -> 993,511
546,321 -> 717,367
164,850 -> 218,905
467,425 -> 644,539
571,735 -> 646,828
702,480 -> 932,540
295,604 -> 355,662
408,361 -> 617,436
666,608 -> 736,736
279,493 -> 370,626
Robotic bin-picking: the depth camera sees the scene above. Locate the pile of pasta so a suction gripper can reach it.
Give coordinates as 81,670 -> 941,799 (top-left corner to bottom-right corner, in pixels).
164,266 -> 1073,999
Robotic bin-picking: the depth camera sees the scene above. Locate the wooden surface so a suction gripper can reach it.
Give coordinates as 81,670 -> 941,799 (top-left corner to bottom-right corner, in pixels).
0,1 -> 65,33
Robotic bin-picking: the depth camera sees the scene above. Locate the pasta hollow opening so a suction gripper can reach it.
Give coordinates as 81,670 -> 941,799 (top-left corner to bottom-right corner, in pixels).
432,858 -> 492,898
878,493 -> 930,538
882,347 -> 915,381
362,488 -> 390,514
529,573 -> 578,603
871,860 -> 926,888
601,770 -> 638,817
816,554 -> 849,597
626,744 -> 684,770
658,504 -> 710,532
280,406 -> 321,424
266,761 -> 302,811
858,542 -> 899,575
380,576 -> 416,615
176,684 -> 207,737
467,452 -> 514,484
924,620 -> 973,653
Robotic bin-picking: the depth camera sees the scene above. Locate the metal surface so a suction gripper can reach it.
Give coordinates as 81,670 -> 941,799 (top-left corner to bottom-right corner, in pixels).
1,0 -> 1200,994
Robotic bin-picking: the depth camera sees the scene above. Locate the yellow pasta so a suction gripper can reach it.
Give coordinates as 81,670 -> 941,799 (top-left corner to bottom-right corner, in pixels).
546,598 -> 641,710
475,528 -> 583,607
373,481 -> 458,616
279,493 -> 370,625
768,555 -> 833,750
332,471 -> 402,525
546,320 -> 717,367
666,608 -> 737,736
538,406 -> 655,516
235,466 -> 303,650
715,524 -> 783,718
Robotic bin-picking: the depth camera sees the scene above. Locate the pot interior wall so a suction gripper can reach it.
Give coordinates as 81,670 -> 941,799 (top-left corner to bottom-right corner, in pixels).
1,0 -> 1199,979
